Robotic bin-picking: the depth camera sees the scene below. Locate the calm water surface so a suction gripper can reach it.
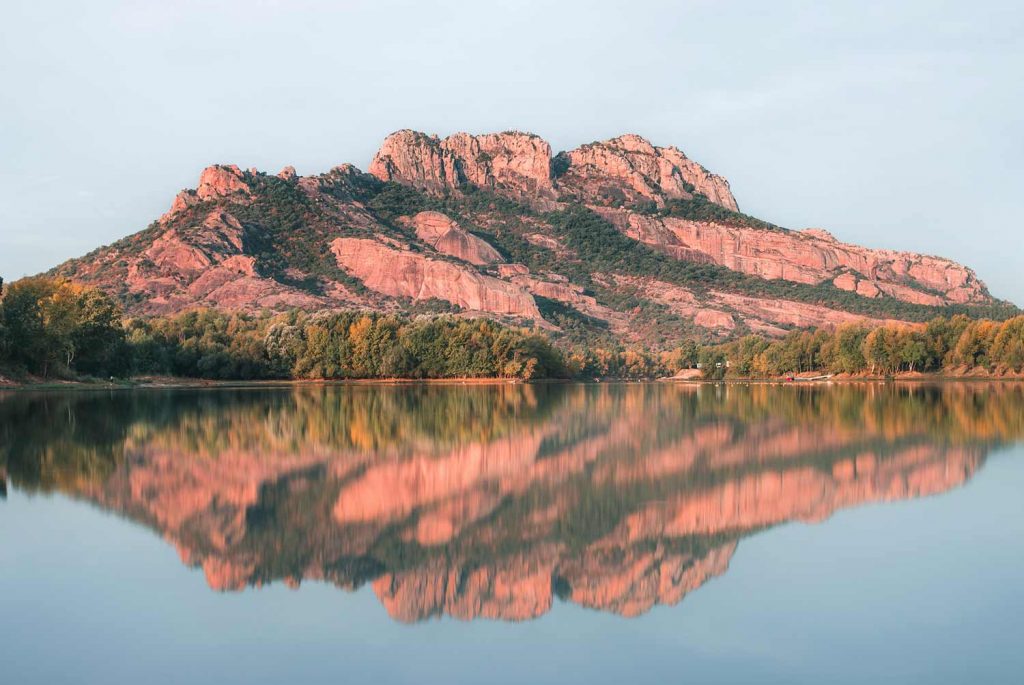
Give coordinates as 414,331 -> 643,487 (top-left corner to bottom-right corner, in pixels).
2,382 -> 1023,684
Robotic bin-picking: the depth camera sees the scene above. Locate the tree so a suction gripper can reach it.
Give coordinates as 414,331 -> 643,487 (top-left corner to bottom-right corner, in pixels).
66,287 -> 128,376
0,276 -> 8,364
897,329 -> 928,372
662,340 -> 699,373
862,327 -> 901,375
821,325 -> 868,374
951,320 -> 999,370
698,348 -> 727,380
2,277 -> 61,375
991,316 -> 1024,372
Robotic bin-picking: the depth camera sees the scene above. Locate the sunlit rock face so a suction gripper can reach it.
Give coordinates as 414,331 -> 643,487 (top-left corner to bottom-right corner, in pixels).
595,207 -> 986,304
330,237 -> 542,318
556,134 -> 738,210
403,211 -> 503,266
5,383 -> 1021,623
370,130 -> 558,202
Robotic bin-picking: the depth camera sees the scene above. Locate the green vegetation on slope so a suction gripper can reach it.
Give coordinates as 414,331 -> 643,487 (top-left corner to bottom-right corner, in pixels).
544,206 -> 1016,322
688,315 -> 1024,380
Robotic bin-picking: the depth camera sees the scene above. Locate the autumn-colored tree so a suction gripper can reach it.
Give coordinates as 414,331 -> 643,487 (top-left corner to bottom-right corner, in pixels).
950,320 -> 999,369
0,277 -> 126,377
991,316 -> 1024,372
819,324 -> 868,374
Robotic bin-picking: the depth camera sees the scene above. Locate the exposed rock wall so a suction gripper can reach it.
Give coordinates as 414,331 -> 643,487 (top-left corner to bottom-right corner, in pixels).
597,207 -> 987,304
403,211 -> 503,265
369,130 -> 556,201
557,134 -> 738,210
369,130 -> 736,210
331,237 -> 541,318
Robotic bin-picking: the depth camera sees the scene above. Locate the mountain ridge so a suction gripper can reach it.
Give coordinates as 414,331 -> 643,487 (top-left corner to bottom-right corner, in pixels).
50,129 -> 1016,349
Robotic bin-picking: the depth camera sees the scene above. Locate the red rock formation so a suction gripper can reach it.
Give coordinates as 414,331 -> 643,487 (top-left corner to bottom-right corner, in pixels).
509,273 -> 625,328
403,211 -> 503,265
596,207 -> 987,305
367,129 -> 988,308
557,134 -> 738,210
560,543 -> 737,617
614,275 -> 898,334
52,127 -> 1002,337
710,290 -> 908,329
162,165 -> 253,223
373,550 -> 559,622
369,130 -> 735,210
120,209 -> 341,314
369,130 -> 557,202
331,237 -> 541,318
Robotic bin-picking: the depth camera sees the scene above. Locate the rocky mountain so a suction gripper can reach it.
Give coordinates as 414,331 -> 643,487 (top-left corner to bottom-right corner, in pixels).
51,130 -> 1012,347
5,383 -> 1021,622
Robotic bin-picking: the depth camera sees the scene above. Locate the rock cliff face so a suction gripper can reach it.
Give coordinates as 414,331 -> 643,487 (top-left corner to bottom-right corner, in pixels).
557,134 -> 738,210
49,128 -> 1008,345
403,211 -> 503,265
331,237 -> 541,318
369,130 -> 736,210
369,129 -> 557,201
596,208 -> 985,304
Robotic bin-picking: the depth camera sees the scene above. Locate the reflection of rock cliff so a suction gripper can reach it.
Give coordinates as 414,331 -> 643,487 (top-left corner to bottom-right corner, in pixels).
3,383 -> 1020,622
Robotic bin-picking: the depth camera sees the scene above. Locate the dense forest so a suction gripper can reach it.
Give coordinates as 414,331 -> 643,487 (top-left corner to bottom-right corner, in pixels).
689,315 -> 1024,380
1,276 -> 1022,383
0,277 -> 564,381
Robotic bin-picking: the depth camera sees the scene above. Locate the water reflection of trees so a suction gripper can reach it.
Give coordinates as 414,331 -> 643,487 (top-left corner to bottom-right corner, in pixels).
3,383 -> 1023,493
2,382 -> 1023,621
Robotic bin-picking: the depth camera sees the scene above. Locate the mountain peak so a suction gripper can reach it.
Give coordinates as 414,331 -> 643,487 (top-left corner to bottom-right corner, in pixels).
368,129 -> 738,211
369,129 -> 556,201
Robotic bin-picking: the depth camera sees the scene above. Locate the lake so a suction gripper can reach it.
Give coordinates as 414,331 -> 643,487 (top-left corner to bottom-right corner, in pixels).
2,382 -> 1023,684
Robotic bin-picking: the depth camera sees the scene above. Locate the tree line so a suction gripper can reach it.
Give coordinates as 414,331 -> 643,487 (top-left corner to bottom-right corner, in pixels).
0,277 -> 564,381
1,276 -> 1022,382
684,316 -> 1024,380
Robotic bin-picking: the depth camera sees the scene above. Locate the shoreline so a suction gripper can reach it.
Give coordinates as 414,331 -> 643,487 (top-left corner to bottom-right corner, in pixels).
2,372 -> 1023,392
0,375 -> 543,392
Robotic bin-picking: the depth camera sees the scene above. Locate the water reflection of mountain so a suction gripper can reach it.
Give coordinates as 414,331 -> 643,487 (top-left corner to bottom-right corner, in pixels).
3,383 -> 1023,622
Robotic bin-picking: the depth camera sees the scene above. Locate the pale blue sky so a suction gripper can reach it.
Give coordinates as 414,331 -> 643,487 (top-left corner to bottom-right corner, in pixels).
1,0 -> 1021,303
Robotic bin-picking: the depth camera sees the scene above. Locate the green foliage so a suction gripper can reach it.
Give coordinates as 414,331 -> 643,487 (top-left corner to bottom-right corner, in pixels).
231,175 -> 365,294
545,206 -> 1015,323
364,181 -> 440,221
654,196 -> 786,233
550,153 -> 571,179
125,308 -> 566,381
534,295 -> 613,347
668,313 -> 1024,378
0,277 -> 7,362
0,277 -> 127,378
698,348 -> 727,380
991,316 -> 1024,370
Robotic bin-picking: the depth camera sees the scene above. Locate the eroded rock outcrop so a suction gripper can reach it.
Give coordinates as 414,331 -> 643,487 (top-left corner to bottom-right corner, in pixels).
403,211 -> 503,265
163,165 -> 253,222
556,134 -> 738,210
369,130 -> 557,201
597,207 -> 988,305
331,237 -> 541,318
369,130 -> 737,211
